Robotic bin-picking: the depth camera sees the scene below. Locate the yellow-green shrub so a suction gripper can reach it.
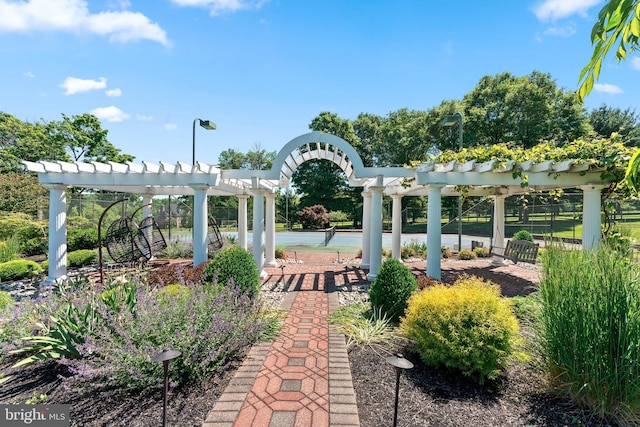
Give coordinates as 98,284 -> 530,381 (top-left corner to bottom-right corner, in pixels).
402,275 -> 519,383
156,284 -> 192,303
458,249 -> 477,260
0,259 -> 43,282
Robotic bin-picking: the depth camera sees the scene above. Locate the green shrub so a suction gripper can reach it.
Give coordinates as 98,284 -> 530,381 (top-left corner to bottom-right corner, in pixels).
274,246 -> 287,260
203,246 -> 260,298
539,247 -> 640,423
458,249 -> 477,260
0,236 -> 21,263
0,290 -> 13,313
0,213 -> 46,242
67,229 -> 99,251
67,250 -> 98,268
20,237 -> 47,257
402,276 -> 519,384
400,238 -> 426,259
474,246 -> 490,258
369,258 -> 417,322
0,260 -> 43,282
512,230 -> 534,242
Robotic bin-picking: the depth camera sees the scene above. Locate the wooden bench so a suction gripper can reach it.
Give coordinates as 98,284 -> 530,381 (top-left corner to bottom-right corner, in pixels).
490,239 -> 539,264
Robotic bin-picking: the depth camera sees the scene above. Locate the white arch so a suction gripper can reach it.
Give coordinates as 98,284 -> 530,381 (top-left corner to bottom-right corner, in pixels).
267,131 -> 366,185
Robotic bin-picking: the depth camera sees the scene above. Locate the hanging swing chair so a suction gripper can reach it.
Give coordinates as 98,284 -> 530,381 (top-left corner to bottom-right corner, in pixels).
104,216 -> 146,263
137,215 -> 167,258
208,215 -> 224,251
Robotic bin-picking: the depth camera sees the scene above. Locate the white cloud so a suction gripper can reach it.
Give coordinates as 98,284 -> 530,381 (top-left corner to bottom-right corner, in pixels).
23,71 -> 35,78
594,83 -> 623,94
533,0 -> 602,21
631,57 -> 640,70
105,88 -> 122,97
164,123 -> 177,131
171,0 -> 268,16
60,76 -> 107,95
91,105 -> 130,122
544,23 -> 577,37
0,0 -> 169,45
136,114 -> 153,121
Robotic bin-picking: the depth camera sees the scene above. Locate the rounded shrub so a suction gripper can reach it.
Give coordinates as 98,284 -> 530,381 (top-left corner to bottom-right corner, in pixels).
402,275 -> 519,384
474,246 -> 490,258
68,228 -> 99,251
458,249 -> 477,260
202,246 -> 260,298
369,258 -> 417,322
0,259 -> 44,282
67,249 -> 98,268
512,229 -> 534,242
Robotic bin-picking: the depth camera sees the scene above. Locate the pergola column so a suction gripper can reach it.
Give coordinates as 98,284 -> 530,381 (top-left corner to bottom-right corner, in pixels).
426,185 -> 443,280
252,182 -> 265,276
367,185 -> 384,281
360,191 -> 371,269
391,194 -> 403,260
264,192 -> 277,267
43,184 -> 67,284
581,185 -> 603,250
237,194 -> 249,250
491,194 -> 507,266
191,184 -> 209,267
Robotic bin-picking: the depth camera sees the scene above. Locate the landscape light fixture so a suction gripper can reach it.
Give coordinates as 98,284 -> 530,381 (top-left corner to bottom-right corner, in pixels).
441,112 -> 464,253
386,353 -> 414,427
192,118 -> 216,165
153,349 -> 181,427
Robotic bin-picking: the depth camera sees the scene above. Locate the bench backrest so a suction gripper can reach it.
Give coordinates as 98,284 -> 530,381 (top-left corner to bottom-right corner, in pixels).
505,239 -> 539,263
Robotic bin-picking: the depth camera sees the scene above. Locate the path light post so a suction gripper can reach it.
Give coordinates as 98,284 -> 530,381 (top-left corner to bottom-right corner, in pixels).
153,349 -> 181,427
386,353 -> 414,427
441,112 -> 463,252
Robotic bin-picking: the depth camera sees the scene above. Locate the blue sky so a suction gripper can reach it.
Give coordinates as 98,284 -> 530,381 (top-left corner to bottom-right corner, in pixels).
1,0 -> 638,165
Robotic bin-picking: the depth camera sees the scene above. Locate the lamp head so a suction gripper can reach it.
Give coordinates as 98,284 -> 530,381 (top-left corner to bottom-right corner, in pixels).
441,115 -> 460,127
199,119 -> 217,130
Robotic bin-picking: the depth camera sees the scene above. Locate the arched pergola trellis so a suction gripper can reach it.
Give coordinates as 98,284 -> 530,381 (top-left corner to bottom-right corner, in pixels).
23,131 -> 613,284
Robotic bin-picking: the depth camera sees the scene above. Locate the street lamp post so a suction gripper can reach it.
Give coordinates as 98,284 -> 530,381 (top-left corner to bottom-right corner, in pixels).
441,112 -> 463,252
192,118 -> 216,165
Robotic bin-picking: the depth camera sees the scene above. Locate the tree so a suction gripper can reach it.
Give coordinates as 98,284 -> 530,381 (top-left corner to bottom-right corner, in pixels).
589,104 -> 640,147
463,71 -> 589,148
376,108 -> 431,166
49,113 -> 134,163
577,0 -> 640,101
217,143 -> 275,170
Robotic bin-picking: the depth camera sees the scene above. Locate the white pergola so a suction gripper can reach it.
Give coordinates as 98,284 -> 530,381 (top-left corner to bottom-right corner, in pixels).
23,131 -> 611,284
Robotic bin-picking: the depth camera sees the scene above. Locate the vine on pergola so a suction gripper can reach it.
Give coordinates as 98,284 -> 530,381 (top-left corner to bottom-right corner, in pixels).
411,136 -> 634,235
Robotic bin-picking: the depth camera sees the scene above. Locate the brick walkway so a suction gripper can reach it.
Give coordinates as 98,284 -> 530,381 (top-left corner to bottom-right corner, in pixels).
202,252 -> 541,427
203,253 -> 359,427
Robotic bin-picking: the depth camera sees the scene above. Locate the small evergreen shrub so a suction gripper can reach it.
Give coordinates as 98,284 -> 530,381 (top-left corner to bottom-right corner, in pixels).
402,275 -> 519,384
369,258 -> 417,322
474,246 -> 490,258
67,229 -> 99,251
20,237 -> 47,257
458,249 -> 477,260
67,250 -> 98,268
297,205 -> 329,229
0,260 -> 43,282
512,229 -> 534,242
203,246 -> 260,298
